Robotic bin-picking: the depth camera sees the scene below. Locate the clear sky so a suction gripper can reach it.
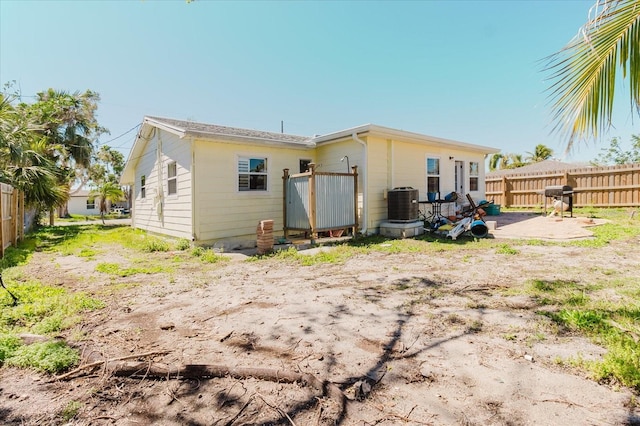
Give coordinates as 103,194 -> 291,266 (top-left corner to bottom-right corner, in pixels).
1,0 -> 637,163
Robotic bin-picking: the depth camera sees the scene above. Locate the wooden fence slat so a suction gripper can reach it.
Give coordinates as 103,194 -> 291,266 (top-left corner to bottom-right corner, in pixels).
0,183 -> 23,258
486,163 -> 640,208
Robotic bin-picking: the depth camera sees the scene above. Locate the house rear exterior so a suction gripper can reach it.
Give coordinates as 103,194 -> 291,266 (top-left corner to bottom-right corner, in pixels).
120,117 -> 498,248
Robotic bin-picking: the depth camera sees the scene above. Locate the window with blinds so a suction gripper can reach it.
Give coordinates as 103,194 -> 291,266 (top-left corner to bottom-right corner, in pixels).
238,157 -> 267,191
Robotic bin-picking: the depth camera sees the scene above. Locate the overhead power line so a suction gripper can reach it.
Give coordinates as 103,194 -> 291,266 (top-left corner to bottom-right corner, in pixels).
97,123 -> 141,146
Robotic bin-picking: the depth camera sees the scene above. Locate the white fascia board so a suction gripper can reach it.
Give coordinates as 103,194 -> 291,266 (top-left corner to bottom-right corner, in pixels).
311,124 -> 373,144
313,123 -> 498,154
144,117 -> 187,138
368,124 -> 500,154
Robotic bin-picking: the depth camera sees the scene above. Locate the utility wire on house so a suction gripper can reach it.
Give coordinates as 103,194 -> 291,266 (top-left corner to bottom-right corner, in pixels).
97,124 -> 142,146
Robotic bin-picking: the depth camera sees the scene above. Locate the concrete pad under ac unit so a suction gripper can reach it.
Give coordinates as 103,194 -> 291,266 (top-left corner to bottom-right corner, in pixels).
379,221 -> 424,238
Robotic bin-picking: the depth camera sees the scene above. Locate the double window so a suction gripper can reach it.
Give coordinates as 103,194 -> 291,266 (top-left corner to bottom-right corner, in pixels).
469,161 -> 479,191
426,157 -> 440,194
238,157 -> 267,191
167,162 -> 177,195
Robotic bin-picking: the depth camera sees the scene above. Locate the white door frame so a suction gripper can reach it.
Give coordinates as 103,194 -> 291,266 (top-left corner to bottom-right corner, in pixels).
455,160 -> 465,195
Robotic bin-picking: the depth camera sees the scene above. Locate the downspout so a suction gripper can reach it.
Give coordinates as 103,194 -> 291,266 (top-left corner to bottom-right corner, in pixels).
352,133 -> 368,234
190,138 -> 197,242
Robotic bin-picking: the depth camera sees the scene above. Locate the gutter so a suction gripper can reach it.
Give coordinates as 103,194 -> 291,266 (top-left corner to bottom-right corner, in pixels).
352,132 -> 368,235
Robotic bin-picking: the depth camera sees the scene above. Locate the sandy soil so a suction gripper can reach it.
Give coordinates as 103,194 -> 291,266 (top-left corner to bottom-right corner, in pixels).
1,215 -> 639,425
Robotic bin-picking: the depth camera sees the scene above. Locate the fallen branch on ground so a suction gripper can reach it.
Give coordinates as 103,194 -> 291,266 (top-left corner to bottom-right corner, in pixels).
54,350 -> 171,381
106,362 -> 344,402
56,357 -> 345,415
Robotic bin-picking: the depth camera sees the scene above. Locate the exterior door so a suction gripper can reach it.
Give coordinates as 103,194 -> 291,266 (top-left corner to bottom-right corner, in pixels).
455,161 -> 464,195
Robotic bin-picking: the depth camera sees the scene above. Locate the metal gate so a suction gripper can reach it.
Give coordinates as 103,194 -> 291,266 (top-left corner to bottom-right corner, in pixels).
283,164 -> 358,241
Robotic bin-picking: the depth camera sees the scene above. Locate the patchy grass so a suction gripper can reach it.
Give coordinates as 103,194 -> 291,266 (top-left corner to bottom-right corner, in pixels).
95,262 -> 169,277
0,281 -> 104,333
4,340 -> 79,373
0,277 -> 101,374
191,247 -> 229,264
522,275 -> 640,391
495,243 -> 520,255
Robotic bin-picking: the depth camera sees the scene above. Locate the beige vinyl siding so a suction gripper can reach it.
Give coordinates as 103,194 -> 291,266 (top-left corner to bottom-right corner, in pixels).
193,138 -> 312,245
132,135 -> 157,231
159,132 -> 193,237
363,136 -> 490,228
132,130 -> 193,240
362,136 -> 390,230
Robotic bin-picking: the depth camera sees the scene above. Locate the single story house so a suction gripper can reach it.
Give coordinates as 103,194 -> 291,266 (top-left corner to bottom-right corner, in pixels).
120,116 -> 498,248
67,190 -> 102,216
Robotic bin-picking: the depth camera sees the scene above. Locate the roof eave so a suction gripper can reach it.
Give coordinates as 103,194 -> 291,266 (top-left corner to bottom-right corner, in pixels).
313,123 -> 499,154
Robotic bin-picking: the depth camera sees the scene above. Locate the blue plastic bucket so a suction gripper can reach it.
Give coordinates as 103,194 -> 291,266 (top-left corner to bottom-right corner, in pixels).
427,192 -> 437,202
470,220 -> 488,238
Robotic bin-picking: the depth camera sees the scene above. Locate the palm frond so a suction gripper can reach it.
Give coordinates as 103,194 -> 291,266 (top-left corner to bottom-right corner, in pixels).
544,0 -> 640,151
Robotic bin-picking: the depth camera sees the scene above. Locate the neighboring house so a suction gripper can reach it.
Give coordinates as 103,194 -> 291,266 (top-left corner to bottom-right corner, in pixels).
120,116 -> 498,248
67,190 -> 103,216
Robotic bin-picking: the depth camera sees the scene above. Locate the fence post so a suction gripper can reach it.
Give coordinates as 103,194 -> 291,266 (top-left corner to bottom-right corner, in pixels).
282,168 -> 289,239
501,176 -> 508,207
352,165 -> 359,236
308,163 -> 317,244
11,188 -> 18,247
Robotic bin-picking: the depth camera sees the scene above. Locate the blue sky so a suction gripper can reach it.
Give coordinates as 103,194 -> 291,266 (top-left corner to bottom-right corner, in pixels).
1,0 -> 637,163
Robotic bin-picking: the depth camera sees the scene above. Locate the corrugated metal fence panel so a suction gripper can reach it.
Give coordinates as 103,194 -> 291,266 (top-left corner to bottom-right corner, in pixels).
315,174 -> 356,230
286,175 -> 311,229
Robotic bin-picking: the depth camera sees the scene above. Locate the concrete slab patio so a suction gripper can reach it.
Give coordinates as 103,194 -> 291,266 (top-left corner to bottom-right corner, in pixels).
485,211 -> 606,241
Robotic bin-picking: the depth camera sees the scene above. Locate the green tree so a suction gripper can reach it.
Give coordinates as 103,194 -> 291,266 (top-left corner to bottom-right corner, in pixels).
545,0 -> 640,151
593,134 -> 640,164
25,89 -> 107,222
89,181 -> 124,224
0,92 -> 67,208
488,153 -> 503,171
525,144 -> 554,163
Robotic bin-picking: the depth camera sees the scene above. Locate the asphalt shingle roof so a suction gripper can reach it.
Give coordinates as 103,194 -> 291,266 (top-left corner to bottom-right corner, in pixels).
146,116 -> 312,145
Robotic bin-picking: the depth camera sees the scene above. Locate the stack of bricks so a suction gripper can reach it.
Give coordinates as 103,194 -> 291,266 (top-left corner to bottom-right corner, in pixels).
256,220 -> 274,255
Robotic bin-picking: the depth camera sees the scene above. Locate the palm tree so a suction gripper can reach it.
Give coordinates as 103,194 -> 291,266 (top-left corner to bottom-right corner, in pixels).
545,0 -> 640,152
488,153 -> 504,171
26,89 -> 107,222
0,93 -> 67,209
89,182 -> 124,224
525,144 -> 554,163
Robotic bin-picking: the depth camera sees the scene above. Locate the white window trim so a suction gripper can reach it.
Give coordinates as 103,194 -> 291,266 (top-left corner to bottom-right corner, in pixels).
167,161 -> 177,196
426,155 -> 441,196
140,175 -> 147,200
469,161 -> 480,192
237,154 -> 270,193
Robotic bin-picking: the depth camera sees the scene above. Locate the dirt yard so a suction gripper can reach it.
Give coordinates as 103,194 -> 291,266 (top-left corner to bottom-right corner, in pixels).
1,214 -> 639,425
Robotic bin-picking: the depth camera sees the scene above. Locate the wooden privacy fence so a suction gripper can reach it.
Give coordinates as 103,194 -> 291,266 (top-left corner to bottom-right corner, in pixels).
283,163 -> 358,242
486,163 -> 640,208
0,183 -> 25,257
